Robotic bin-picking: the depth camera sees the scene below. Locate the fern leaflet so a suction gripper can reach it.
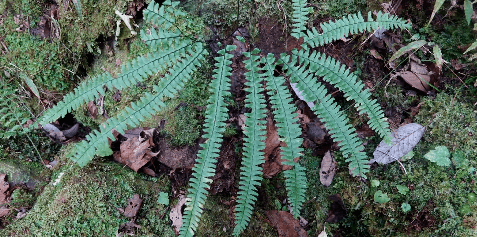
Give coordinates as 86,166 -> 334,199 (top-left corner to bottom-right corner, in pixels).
291,0 -> 311,39
264,54 -> 306,217
280,53 -> 369,178
303,11 -> 411,48
233,48 -> 266,236
180,45 -> 236,237
293,47 -> 390,138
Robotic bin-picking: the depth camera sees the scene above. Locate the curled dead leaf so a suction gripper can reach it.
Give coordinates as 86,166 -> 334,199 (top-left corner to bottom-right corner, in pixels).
123,194 -> 142,218
265,210 -> 308,237
394,71 -> 431,92
170,195 -> 186,235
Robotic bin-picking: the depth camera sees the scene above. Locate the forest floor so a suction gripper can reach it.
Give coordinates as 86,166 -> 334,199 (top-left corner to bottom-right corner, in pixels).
1,0 -> 477,236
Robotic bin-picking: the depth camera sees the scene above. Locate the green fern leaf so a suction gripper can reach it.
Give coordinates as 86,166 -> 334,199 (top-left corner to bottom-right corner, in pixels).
293,47 -> 390,139
179,45 -> 236,237
291,0 -> 311,39
144,1 -> 186,30
280,53 -> 369,178
233,48 -> 266,236
69,43 -> 207,166
264,54 -> 306,217
304,11 -> 411,48
37,41 -> 194,126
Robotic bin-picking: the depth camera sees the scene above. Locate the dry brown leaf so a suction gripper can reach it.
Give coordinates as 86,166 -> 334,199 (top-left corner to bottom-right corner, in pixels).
123,194 -> 142,218
265,210 -> 308,237
395,71 -> 431,92
263,117 -> 291,178
113,129 -> 158,172
320,151 -> 336,187
296,110 -> 311,124
170,195 -> 186,235
410,61 -> 429,75
87,101 -> 98,119
0,207 -> 9,218
370,49 -> 383,60
0,174 -> 10,205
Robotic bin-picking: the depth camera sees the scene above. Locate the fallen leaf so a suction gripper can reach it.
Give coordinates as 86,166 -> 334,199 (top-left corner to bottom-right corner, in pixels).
296,110 -> 311,124
263,117 -> 290,178
370,49 -> 383,60
394,71 -> 431,92
0,174 -> 9,204
117,221 -> 141,237
370,123 -> 426,164
265,210 -> 308,237
123,194 -> 142,218
410,61 -> 429,75
113,128 -> 158,172
20,73 -> 40,100
433,45 -> 444,72
0,207 -> 9,218
87,101 -> 98,119
320,151 -> 336,187
428,0 -> 445,24
170,195 -> 186,235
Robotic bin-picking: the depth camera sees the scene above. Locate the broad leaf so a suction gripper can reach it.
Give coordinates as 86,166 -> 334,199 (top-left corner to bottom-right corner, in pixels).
374,190 -> 390,204
371,123 -> 425,164
464,39 -> 477,54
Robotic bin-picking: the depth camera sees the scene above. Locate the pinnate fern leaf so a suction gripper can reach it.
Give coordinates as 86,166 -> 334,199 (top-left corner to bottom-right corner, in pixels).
264,54 -> 306,217
293,47 -> 390,139
233,48 -> 266,236
0,84 -> 30,138
280,53 -> 369,178
69,43 -> 207,166
291,0 -> 311,39
304,11 -> 411,48
180,45 -> 236,237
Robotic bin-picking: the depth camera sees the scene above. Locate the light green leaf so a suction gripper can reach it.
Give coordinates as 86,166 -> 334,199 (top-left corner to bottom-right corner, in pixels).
371,180 -> 380,187
374,190 -> 390,204
401,203 -> 411,213
396,185 -> 409,195
21,73 -> 40,100
428,0 -> 445,25
464,0 -> 473,25
389,40 -> 427,63
158,192 -> 169,205
424,146 -> 451,167
464,39 -> 477,54
433,45 -> 443,71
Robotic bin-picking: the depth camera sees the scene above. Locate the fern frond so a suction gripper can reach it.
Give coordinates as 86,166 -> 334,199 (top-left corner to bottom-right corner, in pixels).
143,1 -> 186,30
304,11 -> 411,47
280,53 -> 369,178
291,0 -> 311,39
180,45 -> 236,237
140,28 -> 183,50
37,41 -> 194,126
69,43 -> 207,166
233,48 -> 266,236
264,54 -> 306,217
293,47 -> 390,138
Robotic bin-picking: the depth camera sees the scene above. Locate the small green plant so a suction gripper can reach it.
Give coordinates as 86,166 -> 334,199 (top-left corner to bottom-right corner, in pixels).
424,146 -> 451,167
401,202 -> 411,213
33,0 -> 410,236
374,190 -> 390,204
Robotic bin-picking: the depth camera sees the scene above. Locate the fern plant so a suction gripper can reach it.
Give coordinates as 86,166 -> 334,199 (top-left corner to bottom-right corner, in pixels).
34,0 -> 410,236
0,80 -> 31,139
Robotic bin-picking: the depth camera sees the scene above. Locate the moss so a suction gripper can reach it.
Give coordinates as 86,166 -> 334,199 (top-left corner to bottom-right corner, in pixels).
0,145 -> 174,236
